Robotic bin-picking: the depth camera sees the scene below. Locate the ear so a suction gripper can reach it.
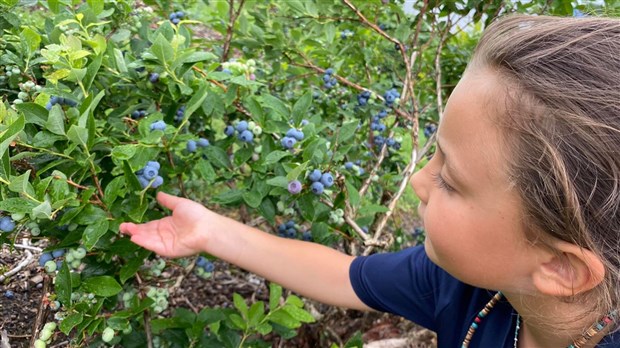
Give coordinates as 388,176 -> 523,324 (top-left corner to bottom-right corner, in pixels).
532,241 -> 605,297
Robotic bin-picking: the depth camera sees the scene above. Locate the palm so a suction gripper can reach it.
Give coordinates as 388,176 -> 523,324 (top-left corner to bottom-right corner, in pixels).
120,193 -> 211,258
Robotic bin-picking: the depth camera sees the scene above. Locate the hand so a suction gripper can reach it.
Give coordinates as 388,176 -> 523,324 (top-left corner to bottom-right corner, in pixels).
119,192 -> 213,258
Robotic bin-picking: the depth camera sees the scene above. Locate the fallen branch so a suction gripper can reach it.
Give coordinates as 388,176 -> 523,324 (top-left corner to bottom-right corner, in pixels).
0,249 -> 34,283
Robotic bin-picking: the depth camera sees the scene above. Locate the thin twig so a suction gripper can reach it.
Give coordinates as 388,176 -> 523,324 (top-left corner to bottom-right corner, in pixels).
221,0 -> 246,63
30,276 -> 51,347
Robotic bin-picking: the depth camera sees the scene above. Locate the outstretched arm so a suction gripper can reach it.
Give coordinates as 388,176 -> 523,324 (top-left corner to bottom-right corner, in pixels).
120,192 -> 371,311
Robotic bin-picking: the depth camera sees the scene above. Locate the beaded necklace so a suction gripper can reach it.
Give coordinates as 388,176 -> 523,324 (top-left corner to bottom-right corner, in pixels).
461,291 -> 618,348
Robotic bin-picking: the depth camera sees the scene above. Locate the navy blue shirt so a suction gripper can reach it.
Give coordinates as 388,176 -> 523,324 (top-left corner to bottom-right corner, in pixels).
349,245 -> 620,347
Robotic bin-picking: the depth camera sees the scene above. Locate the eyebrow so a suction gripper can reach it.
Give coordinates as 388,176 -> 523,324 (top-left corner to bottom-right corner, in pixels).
435,138 -> 466,187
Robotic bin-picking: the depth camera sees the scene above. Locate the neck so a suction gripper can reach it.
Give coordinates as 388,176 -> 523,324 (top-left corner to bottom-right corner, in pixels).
503,291 -> 611,348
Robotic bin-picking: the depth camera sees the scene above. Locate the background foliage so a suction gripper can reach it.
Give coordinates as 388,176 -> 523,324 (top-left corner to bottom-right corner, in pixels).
1,0 -> 618,347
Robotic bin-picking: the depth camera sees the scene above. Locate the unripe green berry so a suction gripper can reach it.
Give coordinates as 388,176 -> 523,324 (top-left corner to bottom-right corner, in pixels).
254,145 -> 262,154
252,126 -> 262,136
39,328 -> 52,341
70,260 -> 81,269
11,212 -> 25,221
34,339 -> 46,348
31,227 -> 41,236
44,260 -> 57,273
101,327 -> 115,343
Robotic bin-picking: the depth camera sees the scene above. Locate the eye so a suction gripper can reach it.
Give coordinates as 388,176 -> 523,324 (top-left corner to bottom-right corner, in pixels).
431,172 -> 455,192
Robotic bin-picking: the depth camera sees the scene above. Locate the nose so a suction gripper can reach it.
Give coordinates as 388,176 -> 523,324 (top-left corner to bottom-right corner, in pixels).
410,166 -> 429,205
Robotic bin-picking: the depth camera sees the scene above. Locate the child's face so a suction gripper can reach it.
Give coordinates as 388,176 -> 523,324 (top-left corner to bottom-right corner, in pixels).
410,68 -> 537,291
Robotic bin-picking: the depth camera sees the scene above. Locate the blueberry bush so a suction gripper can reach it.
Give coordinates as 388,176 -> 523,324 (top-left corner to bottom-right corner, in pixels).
1,0 -> 618,347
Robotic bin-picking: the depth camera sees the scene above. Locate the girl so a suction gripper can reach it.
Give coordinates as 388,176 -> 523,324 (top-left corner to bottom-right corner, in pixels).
120,15 -> 620,347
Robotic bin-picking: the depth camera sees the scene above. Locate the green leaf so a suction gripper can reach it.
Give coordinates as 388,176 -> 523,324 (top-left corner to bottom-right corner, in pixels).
8,170 -> 35,197
233,293 -> 248,317
32,201 -> 52,220
359,204 -> 390,216
151,34 -> 174,66
297,194 -> 316,221
86,0 -> 104,15
269,283 -> 282,310
242,190 -> 262,208
203,146 -> 230,168
82,219 -> 109,250
345,179 -> 360,209
266,176 -> 289,189
13,103 -> 46,126
264,151 -> 291,166
0,198 -> 36,213
196,160 -> 216,184
259,95 -> 289,119
0,114 -> 24,156
66,125 -> 88,149
119,250 -> 150,284
20,27 -> 40,57
283,303 -> 315,323
45,105 -> 65,135
55,261 -> 72,306
268,309 -> 300,328
84,53 -> 103,90
111,144 -> 137,161
229,314 -> 246,330
256,322 -> 273,335
212,189 -> 243,205
339,120 -> 358,144
291,92 -> 312,126
59,312 -> 83,335
184,80 -> 209,118
81,276 -> 122,297
248,301 -> 265,327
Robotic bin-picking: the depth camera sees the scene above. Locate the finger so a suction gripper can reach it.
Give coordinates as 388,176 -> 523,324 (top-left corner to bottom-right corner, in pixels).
157,191 -> 183,211
119,222 -> 136,235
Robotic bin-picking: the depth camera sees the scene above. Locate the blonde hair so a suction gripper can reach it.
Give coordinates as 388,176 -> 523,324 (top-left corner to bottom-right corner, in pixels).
471,14 -> 620,329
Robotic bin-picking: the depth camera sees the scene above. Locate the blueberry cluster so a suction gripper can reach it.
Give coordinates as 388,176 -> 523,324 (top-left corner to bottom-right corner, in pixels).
277,220 -> 300,238
322,68 -> 337,89
186,138 -> 210,153
39,249 -> 65,273
357,90 -> 371,106
341,29 -> 354,39
146,286 -> 169,314
27,220 -> 41,236
174,105 -> 186,123
370,109 -> 388,133
0,216 -> 15,232
383,88 -> 400,107
150,120 -> 166,131
135,161 -> 164,189
169,11 -> 185,24
328,209 -> 345,225
149,72 -> 159,83
287,180 -> 302,194
39,247 -> 86,273
424,123 -> 437,138
308,169 -> 334,195
12,81 -> 42,105
343,160 -> 365,176
374,135 -> 401,150
34,322 -> 57,348
196,256 -> 215,276
281,128 -> 304,149
45,96 -> 77,110
130,109 -> 147,119
224,120 -> 261,143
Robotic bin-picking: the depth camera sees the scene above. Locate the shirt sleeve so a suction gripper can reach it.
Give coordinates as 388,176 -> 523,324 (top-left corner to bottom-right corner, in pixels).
348,245 -> 443,331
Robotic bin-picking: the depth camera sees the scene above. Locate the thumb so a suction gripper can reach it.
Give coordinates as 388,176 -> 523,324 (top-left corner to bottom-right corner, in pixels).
156,191 -> 183,211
